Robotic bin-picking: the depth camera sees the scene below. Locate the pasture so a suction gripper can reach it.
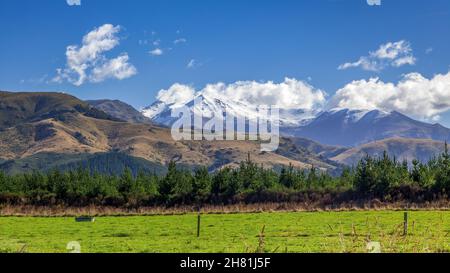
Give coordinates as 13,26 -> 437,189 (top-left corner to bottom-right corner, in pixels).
0,211 -> 449,253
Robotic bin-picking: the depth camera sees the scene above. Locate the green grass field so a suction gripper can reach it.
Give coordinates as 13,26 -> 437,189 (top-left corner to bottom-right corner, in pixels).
0,211 -> 449,253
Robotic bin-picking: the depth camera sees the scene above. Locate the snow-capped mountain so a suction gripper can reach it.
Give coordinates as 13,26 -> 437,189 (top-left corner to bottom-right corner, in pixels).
282,108 -> 450,147
141,93 -> 319,128
141,101 -> 175,127
142,95 -> 450,147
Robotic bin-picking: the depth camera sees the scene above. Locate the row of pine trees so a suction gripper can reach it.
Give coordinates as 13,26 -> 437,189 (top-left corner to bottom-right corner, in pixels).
1,146 -> 450,206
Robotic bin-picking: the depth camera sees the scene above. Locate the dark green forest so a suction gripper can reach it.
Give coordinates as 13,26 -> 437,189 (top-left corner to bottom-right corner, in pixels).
0,152 -> 167,176
1,145 -> 450,207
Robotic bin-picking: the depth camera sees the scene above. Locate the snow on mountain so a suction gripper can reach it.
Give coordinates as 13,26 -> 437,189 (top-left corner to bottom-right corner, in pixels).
326,108 -> 390,123
143,93 -> 450,148
141,93 -> 320,128
142,78 -> 327,128
140,78 -> 450,147
282,108 -> 450,147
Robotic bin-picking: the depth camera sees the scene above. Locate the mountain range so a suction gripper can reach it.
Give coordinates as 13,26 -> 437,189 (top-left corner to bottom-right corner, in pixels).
141,93 -> 317,128
0,90 -> 448,175
283,108 -> 450,147
142,94 -> 450,148
0,91 -> 338,174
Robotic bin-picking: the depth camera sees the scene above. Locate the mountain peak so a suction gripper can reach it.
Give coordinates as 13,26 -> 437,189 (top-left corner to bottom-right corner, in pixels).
142,94 -> 321,127
88,99 -> 152,124
285,108 -> 450,147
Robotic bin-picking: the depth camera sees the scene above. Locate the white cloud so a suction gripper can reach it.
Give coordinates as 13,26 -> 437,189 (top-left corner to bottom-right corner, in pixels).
328,71 -> 450,121
66,0 -> 81,6
174,38 -> 187,44
156,84 -> 196,106
392,56 -> 416,67
53,24 -> 137,86
338,40 -> 416,72
426,47 -> 433,54
149,48 -> 163,56
152,39 -> 161,46
151,71 -> 450,124
338,57 -> 380,71
91,54 -> 137,83
157,78 -> 326,111
186,59 -> 197,69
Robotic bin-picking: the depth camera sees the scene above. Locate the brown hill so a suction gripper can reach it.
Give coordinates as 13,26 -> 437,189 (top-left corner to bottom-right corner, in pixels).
87,99 -> 152,124
331,137 -> 446,166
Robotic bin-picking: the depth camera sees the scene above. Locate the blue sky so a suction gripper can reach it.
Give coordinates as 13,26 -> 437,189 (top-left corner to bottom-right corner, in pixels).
1,0 -> 450,124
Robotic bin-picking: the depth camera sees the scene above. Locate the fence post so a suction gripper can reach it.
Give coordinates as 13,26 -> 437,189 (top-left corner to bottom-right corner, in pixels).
197,207 -> 201,237
403,212 -> 408,236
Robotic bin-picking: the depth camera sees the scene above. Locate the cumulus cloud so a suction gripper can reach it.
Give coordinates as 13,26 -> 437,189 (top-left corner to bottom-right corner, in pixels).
149,48 -> 163,56
66,0 -> 81,6
53,24 -> 137,86
328,71 -> 450,121
157,78 -> 326,111
338,40 -> 416,72
153,72 -> 450,124
156,84 -> 196,106
91,54 -> 137,83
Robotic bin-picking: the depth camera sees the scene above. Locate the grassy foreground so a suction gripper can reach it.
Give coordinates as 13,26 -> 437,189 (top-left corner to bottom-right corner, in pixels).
0,211 -> 449,253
